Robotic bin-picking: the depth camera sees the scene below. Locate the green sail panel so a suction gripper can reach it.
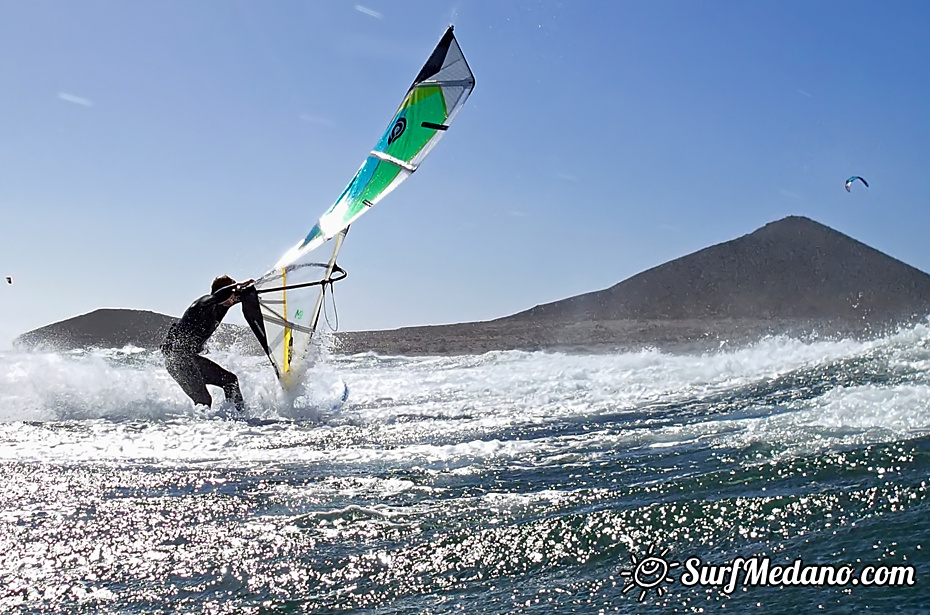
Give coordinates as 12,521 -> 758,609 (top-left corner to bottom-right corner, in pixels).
253,27 -> 475,390
274,27 -> 475,268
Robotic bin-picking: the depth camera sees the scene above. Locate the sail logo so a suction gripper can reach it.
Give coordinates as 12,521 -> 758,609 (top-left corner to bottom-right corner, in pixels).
618,545 -> 916,603
387,117 -> 406,144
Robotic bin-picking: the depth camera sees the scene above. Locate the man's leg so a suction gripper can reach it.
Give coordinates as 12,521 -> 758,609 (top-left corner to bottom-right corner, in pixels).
194,356 -> 245,412
164,352 -> 213,408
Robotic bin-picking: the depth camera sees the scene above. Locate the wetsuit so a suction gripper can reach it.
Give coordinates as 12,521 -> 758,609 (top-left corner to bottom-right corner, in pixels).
161,285 -> 244,412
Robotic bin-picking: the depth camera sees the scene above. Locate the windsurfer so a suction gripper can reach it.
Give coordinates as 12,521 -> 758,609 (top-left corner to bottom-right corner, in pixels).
161,275 -> 255,413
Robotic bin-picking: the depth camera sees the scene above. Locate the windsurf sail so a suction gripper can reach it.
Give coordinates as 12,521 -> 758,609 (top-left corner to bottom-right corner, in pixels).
248,26 -> 475,390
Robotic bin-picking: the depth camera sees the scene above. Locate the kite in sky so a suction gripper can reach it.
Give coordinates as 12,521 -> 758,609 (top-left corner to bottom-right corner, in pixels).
845,176 -> 869,192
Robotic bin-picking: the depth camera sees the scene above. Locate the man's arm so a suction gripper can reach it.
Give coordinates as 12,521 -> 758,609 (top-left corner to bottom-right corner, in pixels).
230,279 -> 255,304
205,279 -> 257,306
201,286 -> 235,307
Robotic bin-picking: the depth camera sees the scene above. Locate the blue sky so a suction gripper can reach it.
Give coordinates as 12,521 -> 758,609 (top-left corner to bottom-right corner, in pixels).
1,1 -> 929,347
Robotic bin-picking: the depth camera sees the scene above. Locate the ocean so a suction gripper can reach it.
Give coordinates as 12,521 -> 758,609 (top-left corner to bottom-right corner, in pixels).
1,324 -> 929,614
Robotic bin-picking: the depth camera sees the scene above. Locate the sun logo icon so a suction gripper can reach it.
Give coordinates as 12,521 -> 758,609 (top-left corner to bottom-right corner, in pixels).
619,544 -> 679,602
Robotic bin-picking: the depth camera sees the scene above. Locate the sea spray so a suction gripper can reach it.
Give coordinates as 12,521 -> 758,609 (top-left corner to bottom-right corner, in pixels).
1,325 -> 929,612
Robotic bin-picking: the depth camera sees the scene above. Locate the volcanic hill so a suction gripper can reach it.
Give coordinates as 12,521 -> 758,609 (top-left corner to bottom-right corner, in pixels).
506,215 -> 930,324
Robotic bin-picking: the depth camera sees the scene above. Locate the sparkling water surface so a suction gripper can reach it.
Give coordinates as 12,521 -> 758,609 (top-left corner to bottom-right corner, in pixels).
2,325 -> 930,613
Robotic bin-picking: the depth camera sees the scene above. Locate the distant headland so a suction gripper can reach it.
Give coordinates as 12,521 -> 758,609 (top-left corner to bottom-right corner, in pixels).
15,216 -> 930,355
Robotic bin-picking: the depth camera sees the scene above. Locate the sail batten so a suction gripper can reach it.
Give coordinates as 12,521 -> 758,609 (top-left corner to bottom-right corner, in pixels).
370,151 -> 418,172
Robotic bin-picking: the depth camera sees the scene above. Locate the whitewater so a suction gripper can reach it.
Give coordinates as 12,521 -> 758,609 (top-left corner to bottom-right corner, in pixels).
2,324 -> 930,613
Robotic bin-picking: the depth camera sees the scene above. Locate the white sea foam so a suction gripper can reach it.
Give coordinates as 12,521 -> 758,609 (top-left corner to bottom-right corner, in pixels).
0,321 -> 929,465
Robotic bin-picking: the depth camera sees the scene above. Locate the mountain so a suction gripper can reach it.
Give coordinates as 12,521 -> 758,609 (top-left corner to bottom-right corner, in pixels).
502,216 -> 930,326
15,216 -> 930,355
14,308 -> 259,352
